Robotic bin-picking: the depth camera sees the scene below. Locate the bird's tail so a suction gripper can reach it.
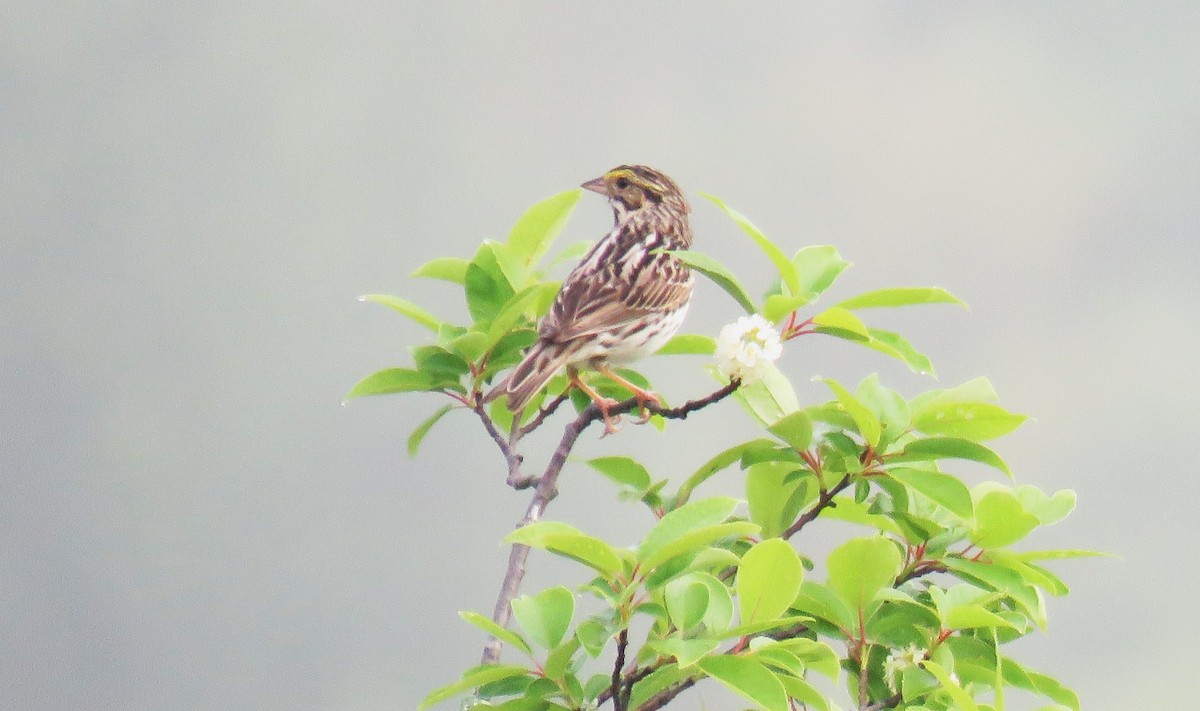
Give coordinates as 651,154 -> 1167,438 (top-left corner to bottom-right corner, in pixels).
488,341 -> 570,412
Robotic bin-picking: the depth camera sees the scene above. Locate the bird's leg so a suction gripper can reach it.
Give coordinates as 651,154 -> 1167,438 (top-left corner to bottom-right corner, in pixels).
597,365 -> 661,424
569,368 -> 622,434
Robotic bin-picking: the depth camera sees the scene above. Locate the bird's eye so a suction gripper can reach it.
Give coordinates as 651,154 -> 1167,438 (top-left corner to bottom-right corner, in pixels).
615,177 -> 631,190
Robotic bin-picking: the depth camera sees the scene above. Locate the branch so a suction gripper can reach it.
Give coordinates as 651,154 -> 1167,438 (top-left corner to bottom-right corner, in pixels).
473,402 -> 531,488
519,390 -> 571,437
595,662 -> 662,707
783,473 -> 853,539
637,676 -> 699,711
863,692 -> 903,711
641,378 -> 742,421
481,409 -> 589,663
481,379 -> 741,665
611,629 -> 629,711
634,619 -> 811,710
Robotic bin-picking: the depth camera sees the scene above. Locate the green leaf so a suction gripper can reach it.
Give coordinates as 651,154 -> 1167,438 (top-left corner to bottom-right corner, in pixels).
488,241 -> 530,291
836,287 -> 966,310
640,497 -> 738,562
761,293 -> 808,324
419,665 -> 532,710
358,294 -> 441,331
542,636 -> 580,683
909,377 -> 999,412
507,189 -> 582,268
818,495 -> 903,535
627,663 -> 691,710
545,239 -> 594,270
698,573 -> 736,633
407,404 -> 453,456
641,522 -> 759,574
827,537 -> 901,614
575,617 -> 614,658
410,349 -> 468,392
1011,548 -> 1110,562
945,604 -> 1016,630
748,648 -> 803,686
737,539 -> 804,625
411,256 -> 470,284
657,333 -> 716,355
774,638 -> 841,680
662,249 -> 756,314
1001,656 -> 1080,710
913,402 -> 1027,441
819,377 -> 882,448
506,522 -> 624,581
750,644 -> 804,677
898,437 -> 1012,477
456,685 -> 550,708
731,364 -> 800,426
1015,485 -> 1076,526
702,194 -> 801,297
717,615 -> 812,640
746,463 -> 812,539
465,242 -> 518,322
486,282 -> 559,346
459,611 -> 532,656
887,467 -> 973,519
766,411 -> 812,451
793,581 -> 855,632
510,586 -> 574,649
922,660 -> 979,711
664,575 -> 710,632
586,456 -> 652,492
971,489 -> 1039,549
855,374 -> 910,447
675,438 -> 778,505
812,306 -> 871,341
344,368 -> 434,400
793,245 -> 851,300
865,328 -> 936,376
698,655 -> 789,711
941,557 -> 1042,625
649,638 -> 719,668
778,675 -> 830,711
447,330 -> 493,363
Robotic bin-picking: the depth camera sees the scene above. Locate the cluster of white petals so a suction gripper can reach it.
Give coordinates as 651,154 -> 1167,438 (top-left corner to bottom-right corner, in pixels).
714,314 -> 783,383
883,645 -> 926,691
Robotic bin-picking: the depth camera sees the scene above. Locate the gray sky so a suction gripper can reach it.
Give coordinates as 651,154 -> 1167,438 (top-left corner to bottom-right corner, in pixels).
3,3 -> 1198,709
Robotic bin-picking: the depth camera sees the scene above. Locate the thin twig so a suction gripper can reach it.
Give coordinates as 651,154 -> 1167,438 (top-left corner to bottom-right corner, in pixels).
518,390 -> 571,438
642,378 -> 742,421
480,380 -> 741,665
783,473 -> 853,539
611,629 -> 629,711
595,662 -> 663,707
473,402 -> 530,488
638,676 -> 699,711
481,406 -> 591,663
862,692 -> 903,711
636,616 -> 810,710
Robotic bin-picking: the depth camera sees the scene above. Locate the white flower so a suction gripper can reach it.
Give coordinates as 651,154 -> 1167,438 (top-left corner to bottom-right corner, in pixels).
883,644 -> 926,692
715,314 -> 783,383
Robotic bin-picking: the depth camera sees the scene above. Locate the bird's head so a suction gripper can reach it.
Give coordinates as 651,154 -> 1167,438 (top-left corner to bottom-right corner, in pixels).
581,165 -> 689,219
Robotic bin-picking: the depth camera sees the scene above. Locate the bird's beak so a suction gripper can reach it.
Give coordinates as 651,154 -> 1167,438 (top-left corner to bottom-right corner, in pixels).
580,176 -> 607,195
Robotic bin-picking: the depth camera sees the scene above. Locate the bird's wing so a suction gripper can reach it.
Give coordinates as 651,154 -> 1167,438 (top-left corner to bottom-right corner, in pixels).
539,252 -> 692,343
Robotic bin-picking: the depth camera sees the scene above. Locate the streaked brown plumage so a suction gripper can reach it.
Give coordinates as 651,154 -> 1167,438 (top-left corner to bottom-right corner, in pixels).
495,165 -> 694,431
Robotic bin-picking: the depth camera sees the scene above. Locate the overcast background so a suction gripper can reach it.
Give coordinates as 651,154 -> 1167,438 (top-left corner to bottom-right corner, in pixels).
3,3 -> 1198,710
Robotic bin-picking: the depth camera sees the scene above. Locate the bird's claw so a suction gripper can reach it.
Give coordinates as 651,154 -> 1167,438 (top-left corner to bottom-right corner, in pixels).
595,397 -> 623,436
631,392 -> 661,424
